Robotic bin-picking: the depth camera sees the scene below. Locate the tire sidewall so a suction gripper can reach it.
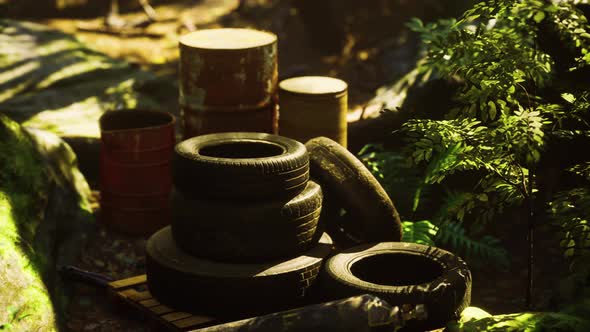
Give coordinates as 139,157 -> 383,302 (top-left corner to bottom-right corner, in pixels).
322,242 -> 472,329
306,137 -> 402,241
173,133 -> 309,199
175,132 -> 308,172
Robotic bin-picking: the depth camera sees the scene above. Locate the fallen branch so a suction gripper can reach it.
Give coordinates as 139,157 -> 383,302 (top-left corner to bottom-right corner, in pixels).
76,22 -> 165,38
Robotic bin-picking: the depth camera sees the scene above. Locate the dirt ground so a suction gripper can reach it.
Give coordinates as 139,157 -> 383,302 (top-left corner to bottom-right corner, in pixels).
38,0 -> 428,122
12,0 -> 568,330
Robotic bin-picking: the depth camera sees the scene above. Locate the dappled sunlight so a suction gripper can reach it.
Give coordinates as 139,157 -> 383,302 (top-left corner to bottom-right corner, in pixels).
0,61 -> 40,102
35,51 -> 122,89
1,0 -> 589,331
23,79 -> 144,138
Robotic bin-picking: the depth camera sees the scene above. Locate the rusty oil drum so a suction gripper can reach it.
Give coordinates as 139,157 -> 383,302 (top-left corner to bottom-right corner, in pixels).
278,76 -> 348,147
182,101 -> 278,138
99,110 -> 175,235
179,28 -> 278,138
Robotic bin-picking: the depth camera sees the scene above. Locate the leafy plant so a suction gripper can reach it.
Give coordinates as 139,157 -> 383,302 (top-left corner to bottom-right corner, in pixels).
361,0 -> 590,307
359,141 -> 510,267
437,221 -> 509,268
549,164 -> 590,274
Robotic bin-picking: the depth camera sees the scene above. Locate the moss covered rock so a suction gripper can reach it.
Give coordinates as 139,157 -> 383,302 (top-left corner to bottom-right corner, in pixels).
0,114 -> 94,331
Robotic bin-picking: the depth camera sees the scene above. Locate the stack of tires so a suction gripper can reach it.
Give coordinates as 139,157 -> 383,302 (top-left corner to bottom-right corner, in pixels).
145,132 -> 332,318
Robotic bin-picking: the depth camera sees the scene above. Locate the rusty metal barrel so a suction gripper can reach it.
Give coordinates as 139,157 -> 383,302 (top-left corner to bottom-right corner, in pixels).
179,28 -> 278,138
278,76 -> 348,147
99,110 -> 175,235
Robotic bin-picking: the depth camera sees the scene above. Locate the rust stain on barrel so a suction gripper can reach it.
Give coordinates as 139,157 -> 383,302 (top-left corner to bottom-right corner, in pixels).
179,28 -> 278,110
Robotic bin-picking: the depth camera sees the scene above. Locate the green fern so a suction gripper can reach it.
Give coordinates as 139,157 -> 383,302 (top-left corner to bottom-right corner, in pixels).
436,222 -> 510,267
359,144 -> 429,218
549,187 -> 590,274
401,220 -> 438,245
567,162 -> 590,182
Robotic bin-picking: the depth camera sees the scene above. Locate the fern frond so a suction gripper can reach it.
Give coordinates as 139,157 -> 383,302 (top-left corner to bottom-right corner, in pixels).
359,145 -> 428,216
401,220 -> 438,246
436,222 -> 510,267
567,162 -> 590,182
549,188 -> 590,273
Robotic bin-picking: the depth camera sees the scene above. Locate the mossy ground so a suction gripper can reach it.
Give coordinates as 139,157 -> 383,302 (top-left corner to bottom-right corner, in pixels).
0,114 -> 57,331
0,113 -> 94,331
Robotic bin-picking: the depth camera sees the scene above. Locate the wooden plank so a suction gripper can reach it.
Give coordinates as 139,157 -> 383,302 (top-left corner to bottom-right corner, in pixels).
109,274 -> 220,331
150,305 -> 175,315
161,312 -> 192,322
109,274 -> 147,290
139,298 -> 160,308
172,315 -> 216,329
119,289 -> 152,301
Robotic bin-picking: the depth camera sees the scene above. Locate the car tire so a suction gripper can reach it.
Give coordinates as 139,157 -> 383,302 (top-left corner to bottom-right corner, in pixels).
305,136 -> 402,242
172,180 -> 323,262
173,132 -> 309,200
321,242 -> 472,331
146,227 -> 333,317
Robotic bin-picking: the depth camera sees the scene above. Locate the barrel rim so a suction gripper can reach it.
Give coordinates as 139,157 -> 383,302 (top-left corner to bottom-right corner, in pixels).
179,28 -> 277,51
279,76 -> 348,97
100,109 -> 176,134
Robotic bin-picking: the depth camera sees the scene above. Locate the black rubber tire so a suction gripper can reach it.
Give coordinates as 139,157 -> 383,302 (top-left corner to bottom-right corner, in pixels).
305,136 -> 402,242
173,132 -> 309,200
146,227 -> 333,317
321,242 -> 472,331
171,180 -> 323,262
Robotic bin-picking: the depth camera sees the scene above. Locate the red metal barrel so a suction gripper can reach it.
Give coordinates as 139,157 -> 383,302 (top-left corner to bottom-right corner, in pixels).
99,109 -> 175,235
179,28 -> 278,138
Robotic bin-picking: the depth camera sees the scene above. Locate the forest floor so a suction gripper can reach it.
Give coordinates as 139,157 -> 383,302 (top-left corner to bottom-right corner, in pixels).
13,0 -> 569,330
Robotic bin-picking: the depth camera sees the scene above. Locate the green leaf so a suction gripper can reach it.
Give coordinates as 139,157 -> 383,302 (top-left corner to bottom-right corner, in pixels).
468,103 -> 477,117
488,101 -> 497,120
406,17 -> 424,32
562,93 -> 576,104
533,11 -> 545,23
413,186 -> 423,212
402,220 -> 438,245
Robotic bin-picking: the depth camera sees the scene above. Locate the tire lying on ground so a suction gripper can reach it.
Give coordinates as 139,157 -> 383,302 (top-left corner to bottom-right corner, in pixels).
146,227 -> 333,317
173,132 -> 309,200
172,180 -> 323,262
305,136 -> 402,242
321,242 -> 472,331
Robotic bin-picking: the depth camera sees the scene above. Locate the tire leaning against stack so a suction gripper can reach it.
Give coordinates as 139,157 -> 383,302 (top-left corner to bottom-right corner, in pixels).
305,136 -> 403,243
173,132 -> 309,200
146,226 -> 333,317
172,180 -> 323,262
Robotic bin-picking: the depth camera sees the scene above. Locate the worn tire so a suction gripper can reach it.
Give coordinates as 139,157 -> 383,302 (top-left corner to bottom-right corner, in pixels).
173,132 -> 309,200
146,227 -> 333,317
322,242 -> 472,331
172,180 -> 323,262
305,136 -> 402,242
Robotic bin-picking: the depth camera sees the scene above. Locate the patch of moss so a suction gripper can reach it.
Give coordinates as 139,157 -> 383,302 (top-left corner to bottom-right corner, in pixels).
449,304 -> 590,332
0,115 -> 57,331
